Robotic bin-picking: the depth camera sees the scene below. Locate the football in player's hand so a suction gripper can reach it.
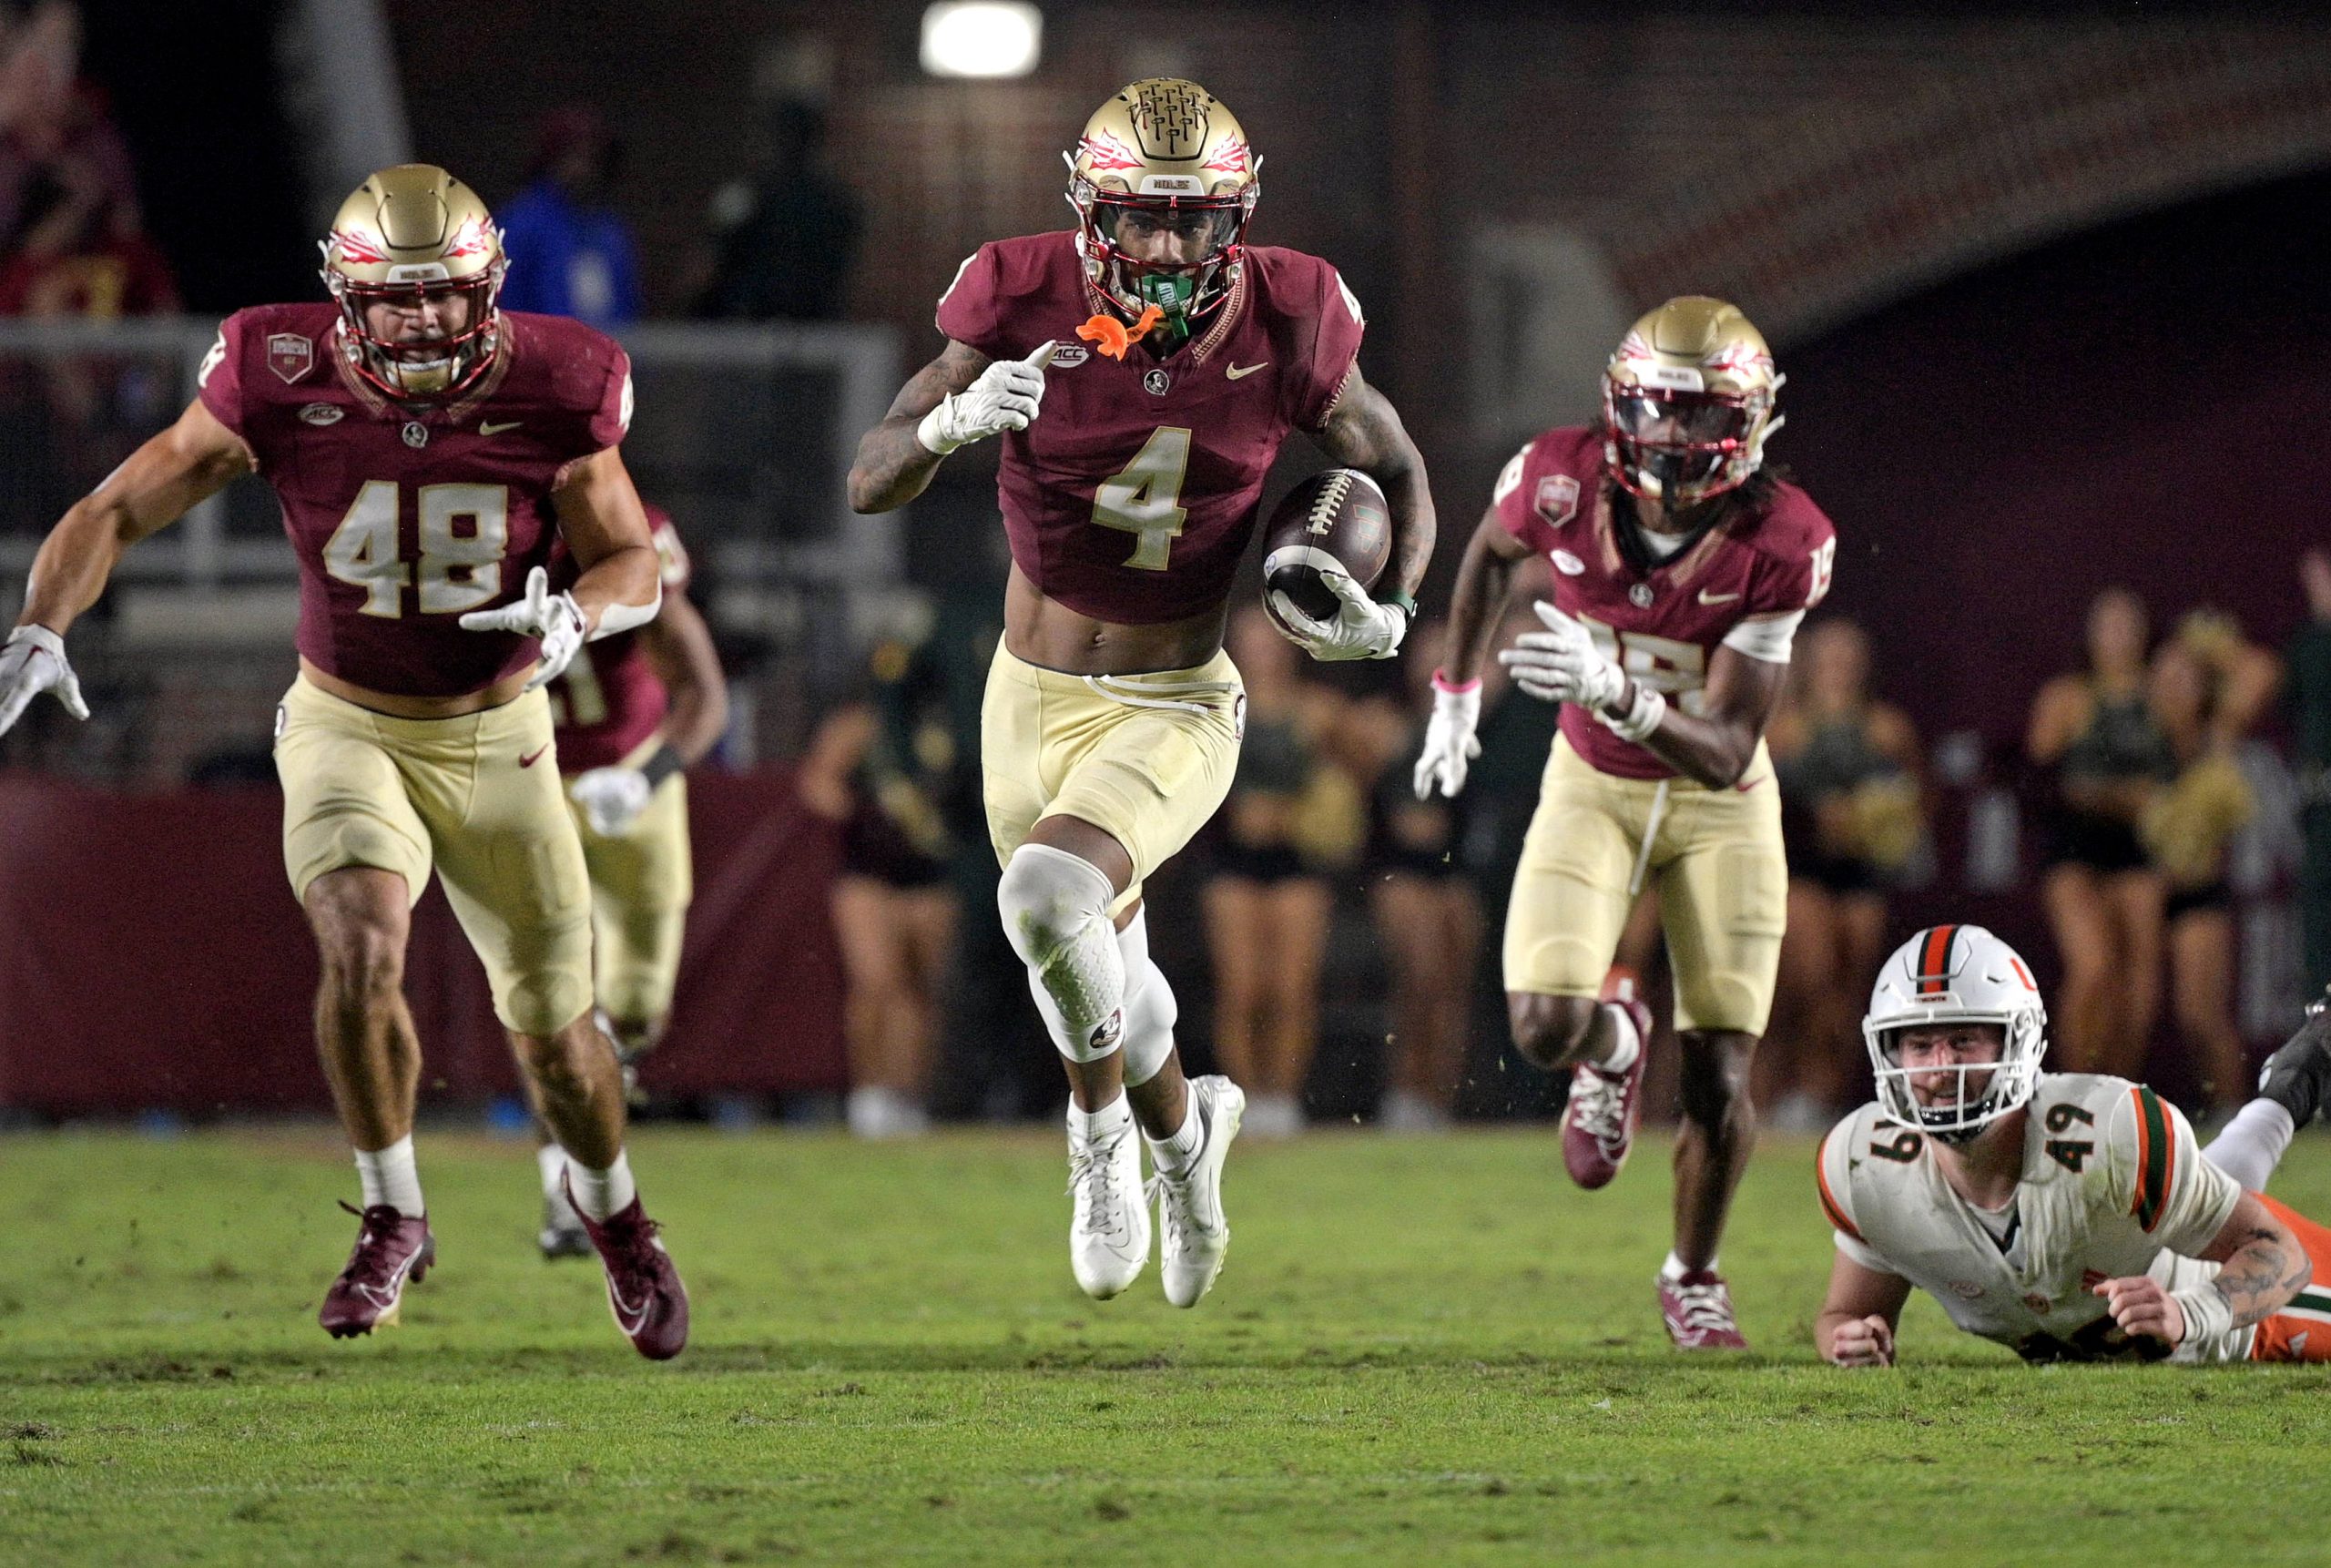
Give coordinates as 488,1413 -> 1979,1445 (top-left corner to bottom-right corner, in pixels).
1261,468 -> 1391,627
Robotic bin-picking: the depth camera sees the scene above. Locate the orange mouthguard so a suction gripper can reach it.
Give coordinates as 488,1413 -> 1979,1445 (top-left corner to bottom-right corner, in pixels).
1075,305 -> 1164,361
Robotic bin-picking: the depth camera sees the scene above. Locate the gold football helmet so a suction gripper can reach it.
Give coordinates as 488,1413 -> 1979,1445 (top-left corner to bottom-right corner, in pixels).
1064,78 -> 1259,339
319,164 -> 506,401
1602,297 -> 1783,506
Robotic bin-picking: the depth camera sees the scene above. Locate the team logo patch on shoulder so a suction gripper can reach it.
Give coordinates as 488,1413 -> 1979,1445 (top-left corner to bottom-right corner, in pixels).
1533,474 -> 1580,528
1050,343 -> 1090,367
298,402 -> 343,426
267,333 -> 315,384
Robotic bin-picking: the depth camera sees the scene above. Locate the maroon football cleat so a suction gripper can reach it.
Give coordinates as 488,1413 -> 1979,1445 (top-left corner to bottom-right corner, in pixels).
1561,991 -> 1651,1190
319,1201 -> 434,1339
1659,1268 -> 1749,1350
569,1184 -> 689,1360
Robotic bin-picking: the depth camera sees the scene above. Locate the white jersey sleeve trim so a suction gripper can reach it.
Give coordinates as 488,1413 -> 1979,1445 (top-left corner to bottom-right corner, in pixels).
1720,607 -> 1805,664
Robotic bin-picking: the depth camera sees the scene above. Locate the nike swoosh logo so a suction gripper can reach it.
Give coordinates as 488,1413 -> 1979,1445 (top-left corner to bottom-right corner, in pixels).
480,419 -> 523,435
519,746 -> 549,769
1697,589 -> 1742,605
1225,361 -> 1268,381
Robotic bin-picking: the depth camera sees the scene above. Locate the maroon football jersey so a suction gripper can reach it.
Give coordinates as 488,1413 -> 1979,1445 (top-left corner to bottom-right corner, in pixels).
935,231 -> 1365,624
1493,426 -> 1837,780
545,504 -> 691,772
197,304 -> 632,697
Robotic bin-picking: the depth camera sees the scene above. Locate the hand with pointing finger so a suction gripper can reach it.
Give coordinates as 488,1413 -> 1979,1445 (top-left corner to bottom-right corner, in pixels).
917,341 -> 1058,454
457,565 -> 588,691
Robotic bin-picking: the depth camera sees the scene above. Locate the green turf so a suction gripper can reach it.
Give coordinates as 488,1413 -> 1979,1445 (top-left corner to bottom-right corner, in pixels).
3,1123 -> 2328,1564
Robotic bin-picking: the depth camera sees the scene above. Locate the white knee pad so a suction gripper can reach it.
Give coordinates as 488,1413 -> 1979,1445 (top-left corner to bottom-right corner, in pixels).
998,842 -> 1125,1062
1115,907 -> 1177,1087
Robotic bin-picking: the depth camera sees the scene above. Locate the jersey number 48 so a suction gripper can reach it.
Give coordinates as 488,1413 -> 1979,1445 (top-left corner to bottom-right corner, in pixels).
324,481 -> 509,618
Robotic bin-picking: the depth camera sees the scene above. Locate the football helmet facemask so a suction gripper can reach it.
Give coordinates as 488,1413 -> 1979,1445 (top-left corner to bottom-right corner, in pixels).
1602,296 -> 1783,507
320,164 -> 506,402
1065,78 -> 1258,342
1863,924 -> 2050,1144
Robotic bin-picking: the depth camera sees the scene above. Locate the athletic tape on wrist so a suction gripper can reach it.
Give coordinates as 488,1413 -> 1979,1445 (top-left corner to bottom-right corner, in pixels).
2170,1284 -> 2234,1349
1600,682 -> 1667,742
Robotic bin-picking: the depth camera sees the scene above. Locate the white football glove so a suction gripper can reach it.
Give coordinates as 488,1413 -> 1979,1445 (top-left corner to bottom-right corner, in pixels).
457,565 -> 587,691
0,624 -> 89,737
569,765 -> 655,836
1411,676 -> 1481,799
917,341 -> 1056,453
1268,571 -> 1409,662
1498,599 -> 1626,708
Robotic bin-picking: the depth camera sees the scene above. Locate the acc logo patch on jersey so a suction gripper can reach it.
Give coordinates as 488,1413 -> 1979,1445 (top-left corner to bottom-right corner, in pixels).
1534,474 -> 1580,528
1051,343 -> 1091,367
298,402 -> 344,426
1550,549 -> 1585,575
267,333 -> 315,384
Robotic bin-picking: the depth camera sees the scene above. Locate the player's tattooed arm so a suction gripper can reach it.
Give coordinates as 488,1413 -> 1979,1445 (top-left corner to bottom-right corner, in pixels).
1440,507 -> 1533,684
2198,1193 -> 2311,1330
1311,368 -> 1435,603
847,341 -> 990,514
17,398 -> 251,636
1622,643 -> 1788,789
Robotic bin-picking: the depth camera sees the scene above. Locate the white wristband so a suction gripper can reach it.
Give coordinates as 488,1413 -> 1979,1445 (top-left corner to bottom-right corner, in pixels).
915,401 -> 962,455
1599,681 -> 1667,742
2170,1284 -> 2234,1349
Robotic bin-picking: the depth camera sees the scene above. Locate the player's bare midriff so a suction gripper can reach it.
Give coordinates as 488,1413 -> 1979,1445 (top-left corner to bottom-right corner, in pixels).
1003,564 -> 1229,676
299,656 -> 534,720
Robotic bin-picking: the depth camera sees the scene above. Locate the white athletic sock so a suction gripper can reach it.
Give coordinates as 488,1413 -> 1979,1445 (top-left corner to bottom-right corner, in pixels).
1661,1251 -> 1711,1282
1067,1092 -> 1133,1146
536,1143 -> 570,1201
1597,1003 -> 1642,1074
354,1135 -> 423,1217
2203,1099 -> 2295,1194
566,1148 -> 637,1221
1146,1097 -> 1205,1177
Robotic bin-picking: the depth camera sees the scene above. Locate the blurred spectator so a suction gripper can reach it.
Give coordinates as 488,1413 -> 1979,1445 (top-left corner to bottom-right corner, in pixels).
2027,587 -> 2176,1077
2297,551 -> 2331,997
2146,611 -> 2281,1116
494,107 -> 641,327
693,98 -> 859,321
1763,617 -> 1923,1131
0,135 -> 175,316
1203,608 -> 1363,1138
799,635 -> 966,1138
1355,621 -> 1486,1133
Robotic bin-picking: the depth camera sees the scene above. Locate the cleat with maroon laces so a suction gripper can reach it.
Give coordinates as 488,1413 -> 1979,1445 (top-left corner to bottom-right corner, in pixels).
1561,983 -> 1650,1190
569,1182 -> 689,1360
318,1201 -> 434,1339
1659,1268 -> 1749,1350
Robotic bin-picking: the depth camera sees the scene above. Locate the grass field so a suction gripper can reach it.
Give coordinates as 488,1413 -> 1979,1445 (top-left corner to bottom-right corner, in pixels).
4,1123 -> 2329,1565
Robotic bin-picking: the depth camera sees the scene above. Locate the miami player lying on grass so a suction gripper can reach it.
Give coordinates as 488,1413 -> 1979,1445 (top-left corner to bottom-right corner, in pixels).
1817,923 -> 2331,1366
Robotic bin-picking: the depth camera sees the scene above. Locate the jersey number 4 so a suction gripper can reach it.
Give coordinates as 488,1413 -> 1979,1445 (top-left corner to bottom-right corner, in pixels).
324,480 -> 509,618
1093,426 -> 1191,571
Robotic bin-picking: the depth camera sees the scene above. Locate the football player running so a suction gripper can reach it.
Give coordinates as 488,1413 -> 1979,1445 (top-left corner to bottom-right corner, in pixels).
0,167 -> 688,1358
1817,925 -> 2331,1367
535,504 -> 728,1258
1421,300 -> 1835,1349
848,79 -> 1433,1307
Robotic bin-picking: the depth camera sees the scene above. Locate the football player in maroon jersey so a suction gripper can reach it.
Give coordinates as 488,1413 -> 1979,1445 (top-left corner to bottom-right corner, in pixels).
848,79 -> 1434,1308
534,504 -> 728,1257
0,166 -> 688,1358
1423,299 -> 1837,1349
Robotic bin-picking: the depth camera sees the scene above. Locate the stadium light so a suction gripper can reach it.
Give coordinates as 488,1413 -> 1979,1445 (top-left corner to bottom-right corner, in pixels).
920,3 -> 1043,79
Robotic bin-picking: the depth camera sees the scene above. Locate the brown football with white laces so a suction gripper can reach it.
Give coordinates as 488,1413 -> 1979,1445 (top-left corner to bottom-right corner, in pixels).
1260,468 -> 1391,631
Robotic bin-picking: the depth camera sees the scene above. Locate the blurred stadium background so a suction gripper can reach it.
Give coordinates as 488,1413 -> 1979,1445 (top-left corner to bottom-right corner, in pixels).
3,0 -> 2327,1126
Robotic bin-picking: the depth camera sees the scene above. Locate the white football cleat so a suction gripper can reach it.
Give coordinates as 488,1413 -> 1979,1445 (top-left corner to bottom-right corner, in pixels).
1066,1107 -> 1150,1299
1154,1075 -> 1245,1308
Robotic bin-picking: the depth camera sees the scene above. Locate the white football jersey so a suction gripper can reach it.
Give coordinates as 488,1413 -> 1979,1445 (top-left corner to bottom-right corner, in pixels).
1817,1073 -> 2247,1362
